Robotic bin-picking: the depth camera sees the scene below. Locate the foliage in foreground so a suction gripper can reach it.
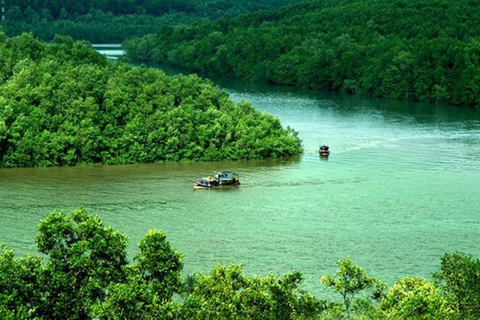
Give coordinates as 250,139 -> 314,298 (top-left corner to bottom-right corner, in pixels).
125,0 -> 480,107
1,207 -> 480,319
0,32 -> 302,168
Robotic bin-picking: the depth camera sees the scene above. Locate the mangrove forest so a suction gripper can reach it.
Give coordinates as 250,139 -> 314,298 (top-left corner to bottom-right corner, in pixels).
124,0 -> 480,107
0,32 -> 302,168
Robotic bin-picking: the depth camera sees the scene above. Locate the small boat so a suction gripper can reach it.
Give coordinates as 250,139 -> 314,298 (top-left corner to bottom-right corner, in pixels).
319,144 -> 330,157
193,171 -> 240,188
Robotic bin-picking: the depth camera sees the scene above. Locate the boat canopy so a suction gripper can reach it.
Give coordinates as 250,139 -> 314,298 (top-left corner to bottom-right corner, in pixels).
215,171 -> 238,177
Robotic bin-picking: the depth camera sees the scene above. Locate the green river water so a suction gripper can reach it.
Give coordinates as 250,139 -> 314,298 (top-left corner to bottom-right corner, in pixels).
1,59 -> 480,296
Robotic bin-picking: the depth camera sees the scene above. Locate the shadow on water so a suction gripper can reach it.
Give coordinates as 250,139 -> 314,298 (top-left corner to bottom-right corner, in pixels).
0,155 -> 301,182
155,62 -> 480,128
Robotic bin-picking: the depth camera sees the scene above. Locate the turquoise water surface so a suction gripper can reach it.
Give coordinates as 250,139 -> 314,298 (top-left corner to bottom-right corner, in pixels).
1,74 -> 480,297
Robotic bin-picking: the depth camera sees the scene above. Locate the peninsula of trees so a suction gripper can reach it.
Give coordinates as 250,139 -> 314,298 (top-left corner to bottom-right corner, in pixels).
125,0 -> 480,107
1,207 -> 479,319
0,0 -> 305,42
0,32 -> 302,168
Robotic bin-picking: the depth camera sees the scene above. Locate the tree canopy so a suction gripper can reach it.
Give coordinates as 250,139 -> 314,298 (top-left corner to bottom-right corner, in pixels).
0,32 -> 302,168
0,0 -> 306,42
3,0 -> 305,18
1,207 -> 479,319
125,0 -> 480,107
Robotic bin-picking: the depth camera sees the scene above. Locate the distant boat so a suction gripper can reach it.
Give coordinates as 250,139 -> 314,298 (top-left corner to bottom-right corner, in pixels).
193,171 -> 240,188
319,145 -> 330,158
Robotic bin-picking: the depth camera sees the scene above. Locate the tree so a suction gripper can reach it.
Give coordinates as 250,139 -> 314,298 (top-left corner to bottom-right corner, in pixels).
5,6 -> 23,21
321,257 -> 386,319
0,245 -> 43,319
380,277 -> 453,319
92,230 -> 184,320
35,207 -> 129,319
23,6 -> 40,24
1,206 -> 188,319
434,252 -> 480,318
182,264 -> 325,319
59,8 -> 69,20
133,230 -> 184,300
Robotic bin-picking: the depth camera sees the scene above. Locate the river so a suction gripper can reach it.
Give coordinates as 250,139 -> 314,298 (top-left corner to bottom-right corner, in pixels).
92,44 -> 125,59
1,48 -> 480,297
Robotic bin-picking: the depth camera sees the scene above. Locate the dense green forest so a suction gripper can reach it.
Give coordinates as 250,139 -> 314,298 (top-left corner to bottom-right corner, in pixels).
0,0 -> 305,42
0,32 -> 301,168
4,0 -> 306,17
125,0 -> 480,107
1,207 -> 479,319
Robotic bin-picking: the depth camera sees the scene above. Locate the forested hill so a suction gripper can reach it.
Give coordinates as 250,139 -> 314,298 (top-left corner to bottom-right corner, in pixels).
0,32 -> 301,168
4,0 -> 306,17
0,0 -> 305,42
125,0 -> 480,107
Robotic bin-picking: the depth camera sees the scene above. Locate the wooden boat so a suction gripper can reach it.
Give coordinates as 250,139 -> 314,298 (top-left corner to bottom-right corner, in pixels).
193,171 -> 240,188
319,144 -> 330,157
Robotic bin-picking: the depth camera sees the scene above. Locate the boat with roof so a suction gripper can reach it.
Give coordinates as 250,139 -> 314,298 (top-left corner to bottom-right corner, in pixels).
193,171 -> 240,189
319,144 -> 330,158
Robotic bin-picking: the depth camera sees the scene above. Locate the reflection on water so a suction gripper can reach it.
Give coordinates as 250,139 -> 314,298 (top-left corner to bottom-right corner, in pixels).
1,69 -> 480,297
